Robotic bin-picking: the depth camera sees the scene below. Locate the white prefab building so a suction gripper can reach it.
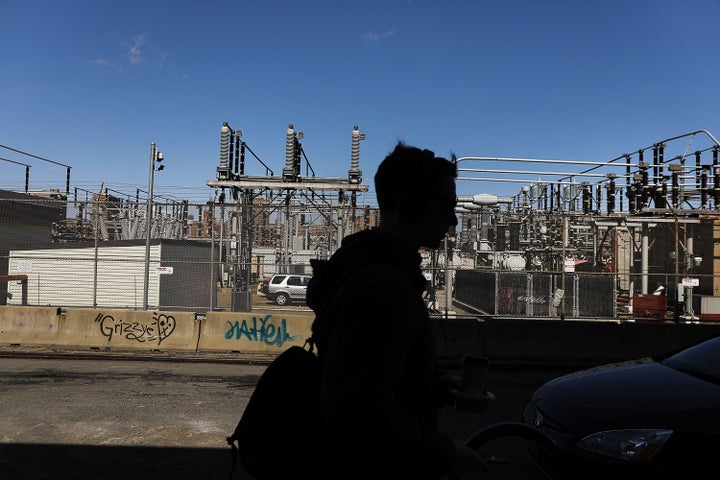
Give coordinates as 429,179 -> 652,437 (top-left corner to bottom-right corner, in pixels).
8,239 -> 215,311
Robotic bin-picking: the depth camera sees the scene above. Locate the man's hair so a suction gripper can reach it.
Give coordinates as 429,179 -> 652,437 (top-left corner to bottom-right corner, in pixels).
374,141 -> 457,212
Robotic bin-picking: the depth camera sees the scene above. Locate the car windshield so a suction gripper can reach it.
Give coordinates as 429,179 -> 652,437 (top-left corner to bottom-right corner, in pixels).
662,335 -> 720,384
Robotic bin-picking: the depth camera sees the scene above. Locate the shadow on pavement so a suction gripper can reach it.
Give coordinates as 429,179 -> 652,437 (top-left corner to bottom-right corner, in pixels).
0,443 -> 233,480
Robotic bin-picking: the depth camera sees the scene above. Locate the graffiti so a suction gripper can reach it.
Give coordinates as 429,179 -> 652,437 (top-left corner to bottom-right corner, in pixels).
9,310 -> 55,330
225,314 -> 297,346
497,286 -> 517,314
517,295 -> 548,304
95,312 -> 176,345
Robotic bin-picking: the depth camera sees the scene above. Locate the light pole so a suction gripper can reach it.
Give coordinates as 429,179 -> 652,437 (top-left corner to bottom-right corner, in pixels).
143,142 -> 164,310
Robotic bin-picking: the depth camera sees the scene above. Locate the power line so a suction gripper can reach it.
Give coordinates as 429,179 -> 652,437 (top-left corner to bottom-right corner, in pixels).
0,144 -> 71,169
0,155 -> 32,167
0,156 -> 32,192
0,144 -> 72,194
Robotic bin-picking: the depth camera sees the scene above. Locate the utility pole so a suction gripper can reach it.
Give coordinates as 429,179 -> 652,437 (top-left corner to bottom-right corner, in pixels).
143,142 -> 164,310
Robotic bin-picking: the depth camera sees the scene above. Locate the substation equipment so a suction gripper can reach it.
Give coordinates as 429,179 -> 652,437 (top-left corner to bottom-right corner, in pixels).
207,122 -> 369,311
452,129 -> 720,320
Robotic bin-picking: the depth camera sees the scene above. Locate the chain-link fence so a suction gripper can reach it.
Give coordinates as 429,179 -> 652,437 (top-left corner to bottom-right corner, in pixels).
454,269 -> 617,318
3,191 -> 717,320
1,194 -> 382,311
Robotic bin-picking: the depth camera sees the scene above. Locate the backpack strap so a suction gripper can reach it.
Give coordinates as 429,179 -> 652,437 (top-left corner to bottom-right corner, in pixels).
303,332 -> 317,354
308,269 -> 364,361
226,436 -> 239,480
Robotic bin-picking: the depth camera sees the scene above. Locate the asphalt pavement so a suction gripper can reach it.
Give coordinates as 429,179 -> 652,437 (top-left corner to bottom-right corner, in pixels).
0,351 -> 574,480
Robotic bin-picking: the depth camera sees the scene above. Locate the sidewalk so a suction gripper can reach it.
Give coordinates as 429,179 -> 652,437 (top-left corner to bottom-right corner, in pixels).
0,344 -> 278,365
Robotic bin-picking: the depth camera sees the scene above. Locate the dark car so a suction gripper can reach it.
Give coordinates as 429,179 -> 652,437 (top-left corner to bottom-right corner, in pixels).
520,333 -> 720,479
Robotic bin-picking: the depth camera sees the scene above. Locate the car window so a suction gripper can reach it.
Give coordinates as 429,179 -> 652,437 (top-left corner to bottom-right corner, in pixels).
271,275 -> 287,285
664,335 -> 720,383
288,276 -> 302,286
302,276 -> 311,286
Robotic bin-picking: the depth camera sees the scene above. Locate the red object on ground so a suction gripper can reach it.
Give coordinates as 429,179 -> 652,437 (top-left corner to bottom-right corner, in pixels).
632,294 -> 667,319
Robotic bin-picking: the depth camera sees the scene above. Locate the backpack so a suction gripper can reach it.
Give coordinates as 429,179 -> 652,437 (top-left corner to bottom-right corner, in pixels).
226,337 -> 321,480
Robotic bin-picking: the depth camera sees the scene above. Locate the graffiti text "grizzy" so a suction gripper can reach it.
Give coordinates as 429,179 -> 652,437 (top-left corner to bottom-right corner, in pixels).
96,312 -> 176,345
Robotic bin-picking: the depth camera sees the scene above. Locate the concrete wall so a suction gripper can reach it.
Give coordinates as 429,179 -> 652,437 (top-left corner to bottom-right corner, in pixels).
198,311 -> 313,353
1,306 -> 718,366
0,307 -> 200,352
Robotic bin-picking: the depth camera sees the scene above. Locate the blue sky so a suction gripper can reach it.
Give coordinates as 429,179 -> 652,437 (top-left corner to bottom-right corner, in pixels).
2,0 -> 719,206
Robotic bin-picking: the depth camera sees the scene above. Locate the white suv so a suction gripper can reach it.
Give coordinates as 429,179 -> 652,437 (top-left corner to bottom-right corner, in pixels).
263,274 -> 312,306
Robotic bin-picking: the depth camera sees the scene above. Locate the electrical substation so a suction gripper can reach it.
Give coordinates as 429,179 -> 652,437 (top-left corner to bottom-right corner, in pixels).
452,129 -> 720,321
207,122 -> 369,310
207,124 -> 720,320
5,125 -> 720,321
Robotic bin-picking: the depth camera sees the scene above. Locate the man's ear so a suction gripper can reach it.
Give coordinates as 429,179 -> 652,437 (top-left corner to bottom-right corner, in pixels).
397,194 -> 426,223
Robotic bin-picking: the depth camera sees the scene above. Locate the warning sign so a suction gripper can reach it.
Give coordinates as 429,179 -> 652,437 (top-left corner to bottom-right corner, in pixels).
564,258 -> 575,273
156,266 -> 174,275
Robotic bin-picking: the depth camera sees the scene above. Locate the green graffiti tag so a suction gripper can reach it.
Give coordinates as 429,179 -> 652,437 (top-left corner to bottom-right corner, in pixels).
224,314 -> 297,346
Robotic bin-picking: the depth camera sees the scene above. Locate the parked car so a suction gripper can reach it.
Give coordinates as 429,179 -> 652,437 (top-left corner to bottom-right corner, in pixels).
520,333 -> 720,479
263,273 -> 311,306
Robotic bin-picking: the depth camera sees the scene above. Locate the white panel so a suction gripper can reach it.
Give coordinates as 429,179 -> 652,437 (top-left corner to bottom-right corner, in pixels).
8,245 -> 161,309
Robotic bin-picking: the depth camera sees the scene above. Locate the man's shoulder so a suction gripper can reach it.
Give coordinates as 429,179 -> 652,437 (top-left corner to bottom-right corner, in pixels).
353,261 -> 407,280
339,262 -> 416,299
